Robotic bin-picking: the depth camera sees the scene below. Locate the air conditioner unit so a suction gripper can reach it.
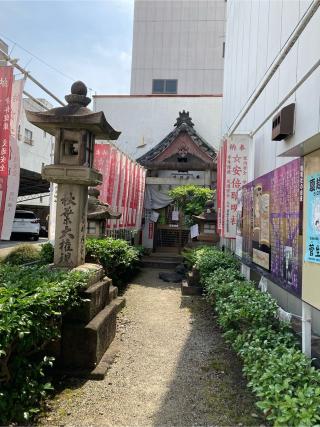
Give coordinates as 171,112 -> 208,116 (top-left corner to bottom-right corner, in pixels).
272,103 -> 295,141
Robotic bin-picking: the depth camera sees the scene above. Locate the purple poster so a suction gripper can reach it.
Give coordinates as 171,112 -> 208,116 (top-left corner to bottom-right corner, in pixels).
241,158 -> 303,297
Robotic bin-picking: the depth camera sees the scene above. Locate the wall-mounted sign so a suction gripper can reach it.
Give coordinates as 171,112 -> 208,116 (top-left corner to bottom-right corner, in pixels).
241,158 -> 303,297
305,173 -> 320,264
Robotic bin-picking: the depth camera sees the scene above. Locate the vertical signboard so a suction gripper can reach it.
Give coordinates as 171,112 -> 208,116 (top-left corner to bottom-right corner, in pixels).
0,66 -> 13,238
223,134 -> 249,238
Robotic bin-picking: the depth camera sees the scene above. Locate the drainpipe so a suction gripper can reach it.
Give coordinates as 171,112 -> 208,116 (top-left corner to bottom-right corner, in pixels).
227,0 -> 320,137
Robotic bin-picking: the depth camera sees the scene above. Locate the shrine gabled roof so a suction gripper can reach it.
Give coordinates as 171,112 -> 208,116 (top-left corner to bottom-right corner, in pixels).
136,110 -> 216,165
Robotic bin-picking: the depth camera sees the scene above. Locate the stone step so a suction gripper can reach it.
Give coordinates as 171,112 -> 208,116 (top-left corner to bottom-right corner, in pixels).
65,276 -> 112,324
142,257 -> 182,269
109,284 -> 118,301
73,263 -> 105,286
148,252 -> 184,260
61,296 -> 125,370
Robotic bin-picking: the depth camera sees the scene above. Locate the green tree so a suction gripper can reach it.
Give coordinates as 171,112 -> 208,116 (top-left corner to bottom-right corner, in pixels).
168,185 -> 214,222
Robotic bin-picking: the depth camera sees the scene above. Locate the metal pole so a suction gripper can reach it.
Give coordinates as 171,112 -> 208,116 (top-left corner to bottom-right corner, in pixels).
302,302 -> 312,357
0,47 -> 65,106
23,90 -> 50,111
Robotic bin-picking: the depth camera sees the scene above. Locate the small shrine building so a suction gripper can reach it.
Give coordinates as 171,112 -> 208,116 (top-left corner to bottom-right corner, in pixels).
137,111 -> 217,252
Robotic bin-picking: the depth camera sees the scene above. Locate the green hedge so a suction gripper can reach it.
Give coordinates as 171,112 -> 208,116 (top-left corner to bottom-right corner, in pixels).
0,265 -> 87,424
189,247 -> 320,426
2,243 -> 41,265
85,238 -> 142,286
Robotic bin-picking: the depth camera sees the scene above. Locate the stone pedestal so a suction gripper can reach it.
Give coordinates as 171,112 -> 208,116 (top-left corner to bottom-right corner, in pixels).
60,264 -> 125,377
181,266 -> 203,296
54,184 -> 88,267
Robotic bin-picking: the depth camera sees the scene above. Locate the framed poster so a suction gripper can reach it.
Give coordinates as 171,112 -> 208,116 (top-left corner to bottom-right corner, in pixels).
241,158 -> 303,297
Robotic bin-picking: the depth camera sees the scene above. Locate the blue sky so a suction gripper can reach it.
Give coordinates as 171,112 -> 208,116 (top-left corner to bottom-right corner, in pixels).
0,0 -> 134,105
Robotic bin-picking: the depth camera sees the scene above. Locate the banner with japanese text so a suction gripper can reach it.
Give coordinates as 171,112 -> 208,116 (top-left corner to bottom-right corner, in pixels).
1,78 -> 25,240
94,143 -> 146,230
0,66 -> 14,238
223,135 -> 249,238
217,139 -> 227,235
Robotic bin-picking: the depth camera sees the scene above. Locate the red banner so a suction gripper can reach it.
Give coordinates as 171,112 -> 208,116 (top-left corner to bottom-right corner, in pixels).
0,66 -> 14,237
94,144 -> 146,230
2,78 -> 25,240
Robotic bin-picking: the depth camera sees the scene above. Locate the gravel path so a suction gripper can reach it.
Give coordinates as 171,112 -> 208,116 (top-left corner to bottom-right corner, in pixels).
39,268 -> 263,426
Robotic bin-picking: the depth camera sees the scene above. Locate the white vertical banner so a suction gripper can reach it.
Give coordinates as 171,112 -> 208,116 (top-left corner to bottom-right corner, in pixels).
1,78 -> 25,240
223,134 -> 250,238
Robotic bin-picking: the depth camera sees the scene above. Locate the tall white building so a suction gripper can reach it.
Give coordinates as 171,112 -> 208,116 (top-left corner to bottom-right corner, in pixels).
130,0 -> 226,95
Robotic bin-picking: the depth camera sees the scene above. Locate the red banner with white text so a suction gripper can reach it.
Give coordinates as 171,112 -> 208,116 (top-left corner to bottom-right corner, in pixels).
0,66 -> 14,238
1,78 -> 25,240
94,144 -> 146,230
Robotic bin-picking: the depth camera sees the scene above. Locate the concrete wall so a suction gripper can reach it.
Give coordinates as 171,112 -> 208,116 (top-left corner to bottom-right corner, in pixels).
19,98 -> 54,174
0,39 -> 8,66
93,95 -> 222,159
131,0 -> 226,95
222,0 -> 320,177
222,0 -> 320,334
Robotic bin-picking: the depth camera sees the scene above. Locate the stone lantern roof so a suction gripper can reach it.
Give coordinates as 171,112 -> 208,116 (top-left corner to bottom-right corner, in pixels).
26,81 -> 120,140
192,200 -> 217,223
87,188 -> 121,220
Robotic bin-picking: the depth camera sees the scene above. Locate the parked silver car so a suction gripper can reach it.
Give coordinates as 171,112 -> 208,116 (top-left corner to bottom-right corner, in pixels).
12,210 -> 40,240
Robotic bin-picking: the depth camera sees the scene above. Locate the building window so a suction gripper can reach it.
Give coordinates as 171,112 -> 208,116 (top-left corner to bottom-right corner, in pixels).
152,79 -> 178,94
18,125 -> 21,140
222,42 -> 225,58
24,128 -> 33,145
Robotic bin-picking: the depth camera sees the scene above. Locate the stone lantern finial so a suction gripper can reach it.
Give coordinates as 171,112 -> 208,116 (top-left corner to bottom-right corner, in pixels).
65,81 -> 91,107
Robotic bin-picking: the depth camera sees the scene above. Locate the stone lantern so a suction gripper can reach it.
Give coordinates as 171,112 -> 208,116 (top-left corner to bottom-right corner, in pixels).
87,187 -> 121,238
192,200 -> 219,245
26,81 -> 120,267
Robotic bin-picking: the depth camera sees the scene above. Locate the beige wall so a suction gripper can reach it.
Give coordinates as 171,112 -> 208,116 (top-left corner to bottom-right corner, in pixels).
131,0 -> 226,95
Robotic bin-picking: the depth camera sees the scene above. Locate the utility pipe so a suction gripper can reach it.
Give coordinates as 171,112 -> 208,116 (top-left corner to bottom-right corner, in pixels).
0,47 -> 65,106
251,57 -> 320,136
23,90 -> 50,111
227,0 -> 320,136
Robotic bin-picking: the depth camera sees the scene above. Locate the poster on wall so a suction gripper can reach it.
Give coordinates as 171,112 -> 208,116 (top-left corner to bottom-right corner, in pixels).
305,173 -> 320,264
252,174 -> 271,270
241,158 -> 303,297
235,189 -> 243,257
